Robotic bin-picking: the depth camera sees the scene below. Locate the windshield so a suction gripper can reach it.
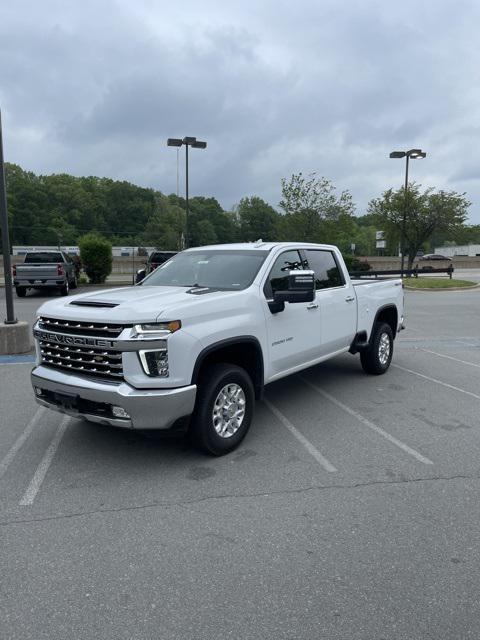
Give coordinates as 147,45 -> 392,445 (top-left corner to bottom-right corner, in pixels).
141,249 -> 269,290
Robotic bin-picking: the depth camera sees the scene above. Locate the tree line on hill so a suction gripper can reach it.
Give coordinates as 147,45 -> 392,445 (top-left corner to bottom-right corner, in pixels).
3,163 -> 480,267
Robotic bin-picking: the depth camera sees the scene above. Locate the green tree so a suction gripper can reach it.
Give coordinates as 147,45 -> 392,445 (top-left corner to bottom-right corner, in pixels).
191,219 -> 217,246
188,196 -> 238,245
142,195 -> 186,249
237,196 -> 280,241
279,172 -> 355,245
368,184 -> 470,268
79,233 -> 113,284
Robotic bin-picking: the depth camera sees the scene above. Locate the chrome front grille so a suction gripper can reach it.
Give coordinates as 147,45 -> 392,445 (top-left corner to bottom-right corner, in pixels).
38,317 -> 125,338
37,317 -> 125,381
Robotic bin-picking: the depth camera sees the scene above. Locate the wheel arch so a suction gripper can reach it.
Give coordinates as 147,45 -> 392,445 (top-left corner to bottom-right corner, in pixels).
372,304 -> 398,340
192,337 -> 265,400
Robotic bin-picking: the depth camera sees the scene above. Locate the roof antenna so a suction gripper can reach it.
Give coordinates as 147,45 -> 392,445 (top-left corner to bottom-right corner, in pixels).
254,239 -> 263,246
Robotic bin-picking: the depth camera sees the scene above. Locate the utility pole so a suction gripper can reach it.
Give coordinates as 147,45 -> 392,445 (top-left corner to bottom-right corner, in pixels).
0,108 -> 16,324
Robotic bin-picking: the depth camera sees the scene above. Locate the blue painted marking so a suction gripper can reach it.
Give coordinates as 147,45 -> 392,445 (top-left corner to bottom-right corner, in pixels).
0,354 -> 36,365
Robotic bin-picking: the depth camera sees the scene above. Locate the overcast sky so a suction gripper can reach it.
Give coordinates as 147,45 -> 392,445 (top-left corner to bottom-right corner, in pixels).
1,0 -> 479,223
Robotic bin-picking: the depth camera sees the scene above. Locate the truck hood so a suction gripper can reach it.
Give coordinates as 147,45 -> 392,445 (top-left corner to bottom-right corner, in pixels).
35,285 -> 246,325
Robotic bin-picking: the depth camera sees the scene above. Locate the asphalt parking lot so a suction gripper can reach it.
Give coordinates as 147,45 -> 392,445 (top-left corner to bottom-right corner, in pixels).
1,285 -> 480,639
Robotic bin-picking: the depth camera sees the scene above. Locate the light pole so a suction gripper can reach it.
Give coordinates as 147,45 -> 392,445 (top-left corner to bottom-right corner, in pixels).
0,108 -> 16,324
167,136 -> 207,248
389,148 -> 426,276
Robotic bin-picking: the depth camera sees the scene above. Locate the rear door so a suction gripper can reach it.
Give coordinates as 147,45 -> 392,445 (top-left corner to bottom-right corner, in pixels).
302,249 -> 357,356
262,249 -> 322,377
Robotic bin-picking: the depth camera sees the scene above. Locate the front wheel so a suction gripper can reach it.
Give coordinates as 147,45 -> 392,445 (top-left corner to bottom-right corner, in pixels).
360,322 -> 393,375
16,287 -> 27,298
70,274 -> 78,289
189,363 -> 255,455
59,280 -> 69,296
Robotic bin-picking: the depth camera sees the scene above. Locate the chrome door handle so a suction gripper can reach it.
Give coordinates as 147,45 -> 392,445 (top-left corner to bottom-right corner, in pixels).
345,296 -> 355,302
306,303 -> 319,310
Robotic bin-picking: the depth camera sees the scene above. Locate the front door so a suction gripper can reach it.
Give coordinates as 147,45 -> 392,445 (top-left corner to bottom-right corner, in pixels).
262,249 -> 322,378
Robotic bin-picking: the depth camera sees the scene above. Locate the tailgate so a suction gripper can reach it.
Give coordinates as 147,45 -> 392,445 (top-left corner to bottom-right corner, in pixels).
16,264 -> 60,279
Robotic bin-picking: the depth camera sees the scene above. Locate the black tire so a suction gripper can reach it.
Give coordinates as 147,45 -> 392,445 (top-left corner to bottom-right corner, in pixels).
70,274 -> 78,289
360,322 -> 393,375
189,363 -> 255,455
16,287 -> 27,298
59,280 -> 69,296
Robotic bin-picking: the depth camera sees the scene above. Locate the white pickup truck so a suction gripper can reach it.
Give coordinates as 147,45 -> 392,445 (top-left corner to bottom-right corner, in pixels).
31,242 -> 404,455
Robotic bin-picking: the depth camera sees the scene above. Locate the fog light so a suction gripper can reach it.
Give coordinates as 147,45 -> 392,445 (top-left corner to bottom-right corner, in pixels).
112,406 -> 130,419
139,348 -> 169,377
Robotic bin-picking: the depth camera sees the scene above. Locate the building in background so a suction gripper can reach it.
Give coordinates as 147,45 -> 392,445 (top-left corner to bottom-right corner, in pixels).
435,245 -> 480,257
12,246 -> 157,257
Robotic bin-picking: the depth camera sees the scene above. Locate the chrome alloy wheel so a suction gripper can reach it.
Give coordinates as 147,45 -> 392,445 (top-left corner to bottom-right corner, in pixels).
378,332 -> 391,365
212,383 -> 246,438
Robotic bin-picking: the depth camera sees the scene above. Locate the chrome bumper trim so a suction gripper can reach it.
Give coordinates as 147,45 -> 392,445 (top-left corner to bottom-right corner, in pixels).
31,365 -> 196,430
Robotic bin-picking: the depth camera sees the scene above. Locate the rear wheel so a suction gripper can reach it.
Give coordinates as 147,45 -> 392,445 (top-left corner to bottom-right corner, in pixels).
360,322 -> 393,375
16,287 -> 27,298
189,363 -> 255,455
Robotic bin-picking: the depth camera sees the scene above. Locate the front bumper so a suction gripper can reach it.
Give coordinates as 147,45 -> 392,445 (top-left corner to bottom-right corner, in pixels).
31,365 -> 197,430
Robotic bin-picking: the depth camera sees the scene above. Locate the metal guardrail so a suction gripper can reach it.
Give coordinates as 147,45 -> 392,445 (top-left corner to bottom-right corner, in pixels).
350,265 -> 454,279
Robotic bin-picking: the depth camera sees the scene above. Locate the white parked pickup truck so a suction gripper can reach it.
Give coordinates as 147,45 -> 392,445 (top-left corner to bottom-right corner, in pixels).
31,242 -> 404,455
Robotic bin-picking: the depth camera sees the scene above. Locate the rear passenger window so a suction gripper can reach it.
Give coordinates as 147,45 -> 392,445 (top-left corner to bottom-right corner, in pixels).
264,250 -> 303,298
305,250 -> 344,289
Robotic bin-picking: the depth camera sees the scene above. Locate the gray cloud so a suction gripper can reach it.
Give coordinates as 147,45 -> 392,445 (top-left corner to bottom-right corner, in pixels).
1,0 -> 479,222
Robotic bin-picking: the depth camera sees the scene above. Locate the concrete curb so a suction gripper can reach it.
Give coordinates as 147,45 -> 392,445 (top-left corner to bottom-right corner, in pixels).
404,283 -> 480,292
0,321 -> 31,354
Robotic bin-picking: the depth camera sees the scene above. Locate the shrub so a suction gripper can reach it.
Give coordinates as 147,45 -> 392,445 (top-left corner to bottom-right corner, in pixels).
78,233 -> 112,284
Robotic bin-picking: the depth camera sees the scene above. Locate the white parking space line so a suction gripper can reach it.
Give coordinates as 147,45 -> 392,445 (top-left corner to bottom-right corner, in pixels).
0,407 -> 46,482
393,364 -> 480,401
420,348 -> 480,369
300,377 -> 434,466
264,399 -> 337,472
19,415 -> 70,506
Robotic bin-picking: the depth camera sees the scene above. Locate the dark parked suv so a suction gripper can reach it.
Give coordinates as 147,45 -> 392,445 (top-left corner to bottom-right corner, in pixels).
136,251 -> 177,283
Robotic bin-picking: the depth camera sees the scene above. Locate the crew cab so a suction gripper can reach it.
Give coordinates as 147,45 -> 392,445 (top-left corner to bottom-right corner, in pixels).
31,242 -> 404,455
13,251 -> 78,297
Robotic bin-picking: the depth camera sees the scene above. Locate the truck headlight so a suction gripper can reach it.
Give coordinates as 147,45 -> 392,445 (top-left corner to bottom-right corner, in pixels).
138,345 -> 169,377
134,321 -> 181,337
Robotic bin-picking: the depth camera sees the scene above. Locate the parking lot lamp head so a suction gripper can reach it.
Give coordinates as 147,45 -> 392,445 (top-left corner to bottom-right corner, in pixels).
408,149 -> 426,159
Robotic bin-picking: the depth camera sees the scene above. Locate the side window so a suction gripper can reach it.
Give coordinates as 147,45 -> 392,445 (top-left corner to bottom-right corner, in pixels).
304,250 -> 345,289
264,250 -> 303,298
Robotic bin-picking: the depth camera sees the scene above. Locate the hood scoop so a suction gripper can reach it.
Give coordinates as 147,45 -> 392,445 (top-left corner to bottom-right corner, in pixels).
69,300 -> 119,308
186,286 -> 220,295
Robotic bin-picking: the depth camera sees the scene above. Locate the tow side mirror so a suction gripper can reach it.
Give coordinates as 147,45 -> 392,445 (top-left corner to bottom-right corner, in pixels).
268,270 -> 315,313
135,268 -> 146,284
